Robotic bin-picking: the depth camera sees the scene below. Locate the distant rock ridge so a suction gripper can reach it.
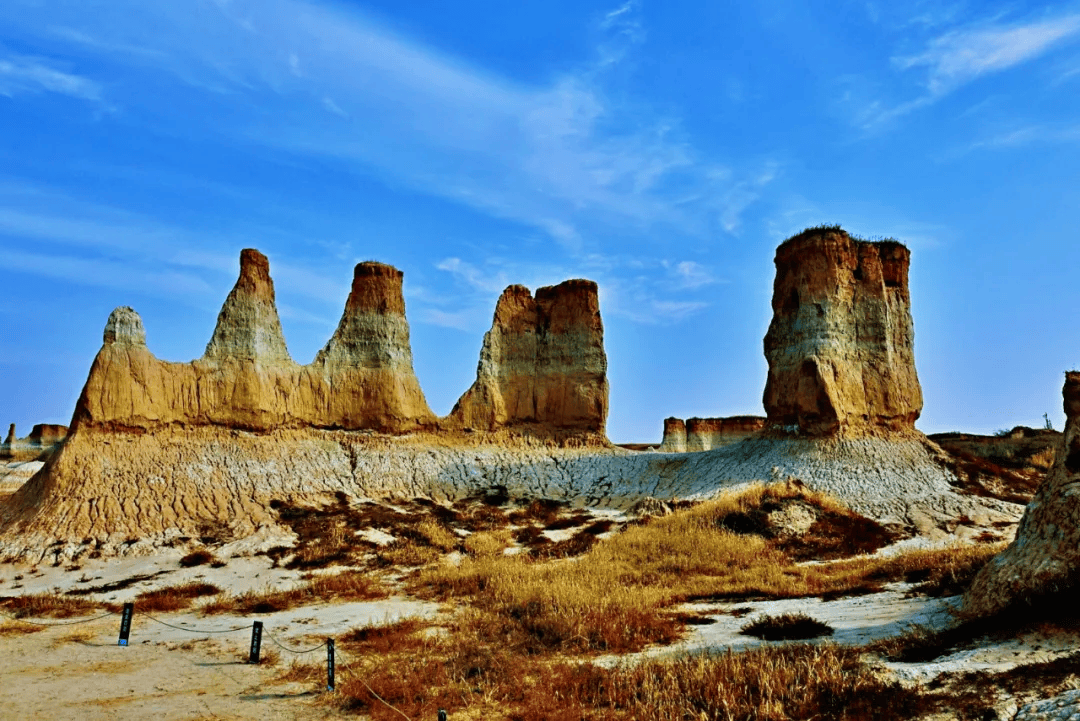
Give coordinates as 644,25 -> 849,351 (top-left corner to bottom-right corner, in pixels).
763,227 -> 922,436
446,280 -> 608,434
0,423 -> 68,462
659,416 -> 767,452
963,372 -> 1080,617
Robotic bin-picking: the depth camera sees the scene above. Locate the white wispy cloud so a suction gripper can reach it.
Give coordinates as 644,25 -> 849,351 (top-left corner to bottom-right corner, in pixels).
0,182 -> 349,307
427,253 -> 716,330
895,14 -> 1080,95
962,123 -> 1080,152
0,50 -> 102,101
856,12 -> 1080,129
0,0 -> 772,247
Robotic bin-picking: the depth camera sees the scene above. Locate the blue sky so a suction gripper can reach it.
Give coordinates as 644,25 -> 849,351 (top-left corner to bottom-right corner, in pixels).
1,0 -> 1079,442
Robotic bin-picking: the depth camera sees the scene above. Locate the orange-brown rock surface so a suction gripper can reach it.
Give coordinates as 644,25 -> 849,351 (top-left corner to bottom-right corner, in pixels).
446,280 -> 608,434
658,417 -> 687,452
963,373 -> 1080,617
659,416 -> 766,452
73,250 -> 435,433
763,228 -> 922,436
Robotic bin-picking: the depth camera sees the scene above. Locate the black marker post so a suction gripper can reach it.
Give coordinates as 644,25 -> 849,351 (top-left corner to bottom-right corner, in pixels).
326,638 -> 335,691
248,621 -> 263,664
117,602 -> 134,646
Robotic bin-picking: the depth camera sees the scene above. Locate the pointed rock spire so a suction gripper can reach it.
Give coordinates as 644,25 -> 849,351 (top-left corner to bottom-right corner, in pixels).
103,307 -> 146,346
203,249 -> 292,364
313,261 -> 435,429
317,262 -> 412,368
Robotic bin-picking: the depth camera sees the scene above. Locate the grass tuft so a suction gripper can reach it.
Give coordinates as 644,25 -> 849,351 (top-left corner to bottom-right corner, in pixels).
740,612 -> 834,640
135,582 -> 221,612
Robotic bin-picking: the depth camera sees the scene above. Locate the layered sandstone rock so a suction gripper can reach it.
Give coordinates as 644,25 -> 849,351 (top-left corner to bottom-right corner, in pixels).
763,228 -> 922,436
73,251 -> 435,433
686,417 -> 767,452
659,418 -> 687,452
311,262 -> 435,430
964,373 -> 1080,617
659,416 -> 767,452
446,280 -> 608,434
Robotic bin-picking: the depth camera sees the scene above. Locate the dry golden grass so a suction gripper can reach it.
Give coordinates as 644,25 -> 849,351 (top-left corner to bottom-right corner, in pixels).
414,484 -> 1005,654
463,529 -> 514,558
333,625 -> 929,721
377,539 -> 443,567
201,569 -> 387,615
0,619 -> 45,635
0,592 -> 110,619
53,627 -> 98,646
416,519 -> 459,551
135,581 -> 221,612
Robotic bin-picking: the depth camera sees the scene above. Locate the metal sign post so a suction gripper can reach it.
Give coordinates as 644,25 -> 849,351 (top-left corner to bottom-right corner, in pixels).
326,639 -> 335,691
117,602 -> 134,646
248,621 -> 263,664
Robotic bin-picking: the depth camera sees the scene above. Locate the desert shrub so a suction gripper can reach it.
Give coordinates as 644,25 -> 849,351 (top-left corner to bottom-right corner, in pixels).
0,593 -> 110,619
740,612 -> 834,640
179,549 -> 215,567
135,582 -> 221,612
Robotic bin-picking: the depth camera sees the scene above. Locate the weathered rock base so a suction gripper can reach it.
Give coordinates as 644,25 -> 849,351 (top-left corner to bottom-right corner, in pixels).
963,372 -> 1080,618
0,427 -> 1018,562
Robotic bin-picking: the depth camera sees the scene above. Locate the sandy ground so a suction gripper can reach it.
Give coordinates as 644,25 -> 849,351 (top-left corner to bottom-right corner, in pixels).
0,616 -> 335,721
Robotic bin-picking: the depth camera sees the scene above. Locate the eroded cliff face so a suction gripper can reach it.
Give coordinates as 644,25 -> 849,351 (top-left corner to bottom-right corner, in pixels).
659,418 -> 687,452
659,416 -> 766,452
447,280 -> 608,434
763,228 -> 922,436
73,250 -> 435,433
963,373 -> 1080,617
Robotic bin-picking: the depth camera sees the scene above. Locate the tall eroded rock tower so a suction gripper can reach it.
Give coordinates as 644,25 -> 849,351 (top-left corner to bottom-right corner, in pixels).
311,261 -> 435,430
963,372 -> 1080,617
447,280 -> 608,434
763,227 -> 922,436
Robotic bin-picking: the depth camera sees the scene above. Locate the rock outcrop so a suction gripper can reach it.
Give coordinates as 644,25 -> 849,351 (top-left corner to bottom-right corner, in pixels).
763,227 -> 922,436
73,250 -> 435,433
446,280 -> 608,434
659,416 -> 767,452
963,373 -> 1080,617
659,418 -> 687,452
0,423 -> 68,462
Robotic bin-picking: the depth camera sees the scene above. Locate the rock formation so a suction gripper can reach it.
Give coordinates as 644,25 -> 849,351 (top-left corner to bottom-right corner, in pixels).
964,373 -> 1080,617
0,423 -> 68,462
763,227 -> 922,436
659,418 -> 687,452
659,416 -> 767,452
73,250 -> 435,433
446,280 -> 608,434
0,424 -> 14,459
311,261 -> 435,430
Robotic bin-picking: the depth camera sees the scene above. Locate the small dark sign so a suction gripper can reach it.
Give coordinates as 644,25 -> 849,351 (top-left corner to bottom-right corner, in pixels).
117,602 -> 134,646
248,621 -> 263,664
326,638 -> 335,691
